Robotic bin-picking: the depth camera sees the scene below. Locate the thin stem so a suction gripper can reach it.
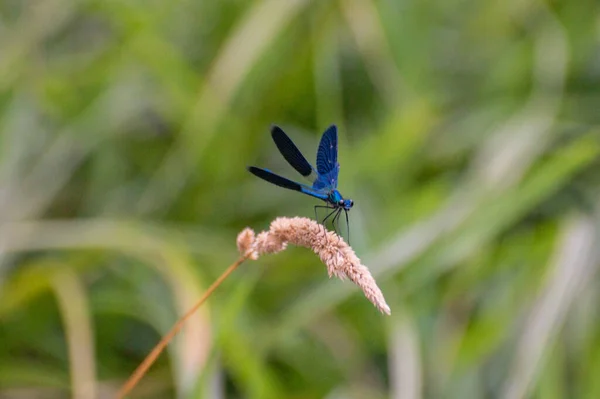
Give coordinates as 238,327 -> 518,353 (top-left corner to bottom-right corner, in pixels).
116,254 -> 250,399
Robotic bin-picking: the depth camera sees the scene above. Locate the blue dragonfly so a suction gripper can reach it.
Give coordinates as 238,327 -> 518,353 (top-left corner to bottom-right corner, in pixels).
248,125 -> 354,240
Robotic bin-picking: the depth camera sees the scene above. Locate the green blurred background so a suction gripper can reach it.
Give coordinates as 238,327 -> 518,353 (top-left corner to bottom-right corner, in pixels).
1,0 -> 600,398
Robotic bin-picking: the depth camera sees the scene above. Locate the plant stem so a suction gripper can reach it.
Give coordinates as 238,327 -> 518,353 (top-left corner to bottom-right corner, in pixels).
117,254 -> 250,399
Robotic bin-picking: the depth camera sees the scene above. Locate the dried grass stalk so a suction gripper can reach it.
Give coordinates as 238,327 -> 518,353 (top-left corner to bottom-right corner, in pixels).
237,217 -> 391,315
119,217 -> 390,398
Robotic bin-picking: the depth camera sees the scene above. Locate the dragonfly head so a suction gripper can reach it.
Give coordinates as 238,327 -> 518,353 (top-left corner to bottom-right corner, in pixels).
331,190 -> 353,210
338,198 -> 354,210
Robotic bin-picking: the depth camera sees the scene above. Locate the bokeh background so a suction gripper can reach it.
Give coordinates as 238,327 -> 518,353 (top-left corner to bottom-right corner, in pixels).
1,0 -> 600,398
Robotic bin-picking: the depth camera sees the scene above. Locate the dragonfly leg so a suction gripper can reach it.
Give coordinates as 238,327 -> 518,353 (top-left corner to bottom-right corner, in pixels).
331,208 -> 342,235
321,207 -> 338,227
344,210 -> 350,244
314,204 -> 333,239
314,205 -> 330,222
319,207 -> 339,238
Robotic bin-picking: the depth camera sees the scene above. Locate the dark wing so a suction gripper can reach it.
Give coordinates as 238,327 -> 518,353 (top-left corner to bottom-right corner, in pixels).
316,125 -> 338,175
247,167 -> 328,201
271,126 -> 318,181
314,125 -> 339,189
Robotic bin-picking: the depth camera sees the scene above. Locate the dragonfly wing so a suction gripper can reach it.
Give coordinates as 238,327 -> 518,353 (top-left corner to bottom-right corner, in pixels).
271,125 -> 318,181
315,125 -> 339,188
247,167 -> 328,201
313,168 -> 340,190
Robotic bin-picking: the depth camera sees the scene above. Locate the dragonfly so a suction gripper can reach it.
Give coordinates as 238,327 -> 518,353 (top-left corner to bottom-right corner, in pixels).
248,124 -> 354,240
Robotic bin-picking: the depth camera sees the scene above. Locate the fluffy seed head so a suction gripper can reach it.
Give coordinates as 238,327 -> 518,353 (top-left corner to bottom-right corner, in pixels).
236,217 -> 391,315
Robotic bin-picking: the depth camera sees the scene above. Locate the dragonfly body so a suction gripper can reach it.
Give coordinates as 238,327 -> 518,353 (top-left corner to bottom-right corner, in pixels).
248,125 -> 353,238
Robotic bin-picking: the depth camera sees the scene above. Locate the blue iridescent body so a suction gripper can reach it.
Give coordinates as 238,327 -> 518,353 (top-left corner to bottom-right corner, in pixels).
248,125 -> 353,238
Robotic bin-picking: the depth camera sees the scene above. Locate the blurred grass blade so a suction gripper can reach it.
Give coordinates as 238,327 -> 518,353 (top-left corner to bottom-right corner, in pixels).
389,310 -> 422,399
501,214 -> 600,399
51,267 -> 97,399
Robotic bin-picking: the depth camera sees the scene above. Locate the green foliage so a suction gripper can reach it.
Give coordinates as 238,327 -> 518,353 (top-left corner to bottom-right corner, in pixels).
1,0 -> 599,398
